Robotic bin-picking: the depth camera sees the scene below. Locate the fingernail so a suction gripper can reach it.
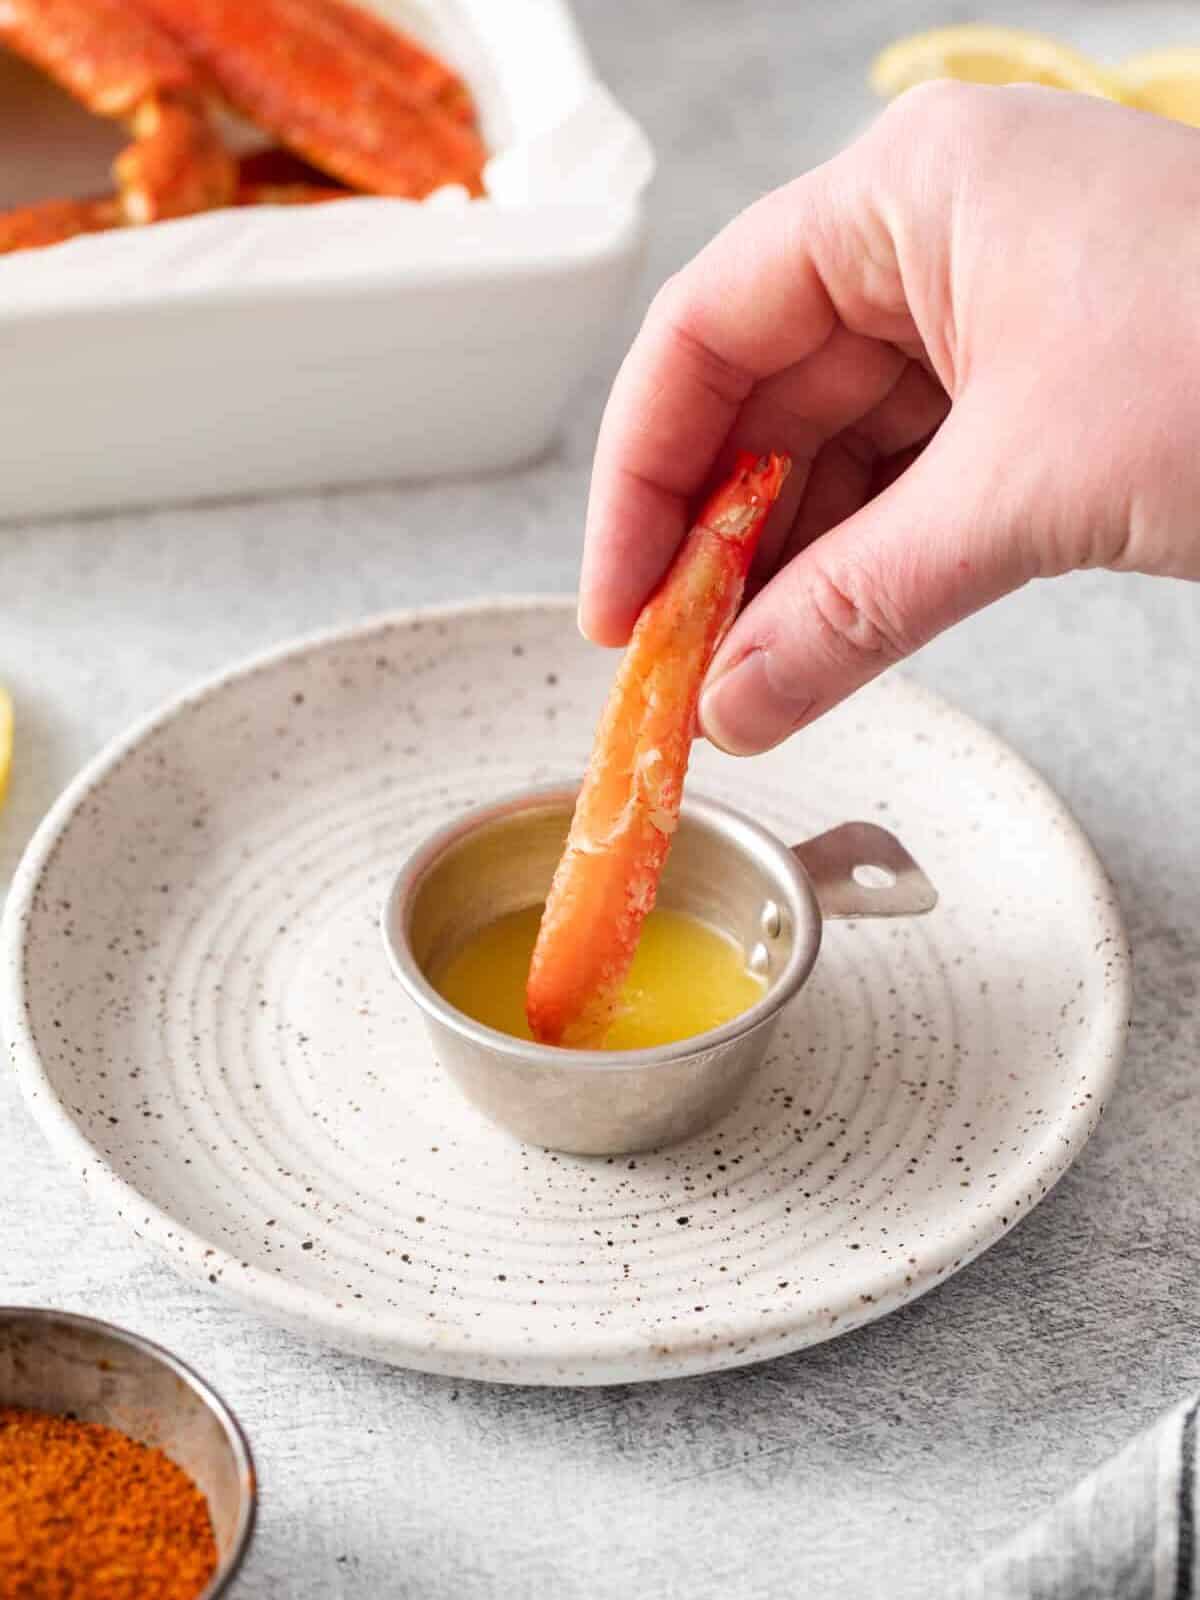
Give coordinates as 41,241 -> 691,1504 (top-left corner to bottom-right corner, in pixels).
700,649 -> 815,755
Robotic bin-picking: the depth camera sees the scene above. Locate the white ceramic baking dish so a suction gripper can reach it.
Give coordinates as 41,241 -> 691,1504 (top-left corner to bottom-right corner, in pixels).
0,0 -> 654,522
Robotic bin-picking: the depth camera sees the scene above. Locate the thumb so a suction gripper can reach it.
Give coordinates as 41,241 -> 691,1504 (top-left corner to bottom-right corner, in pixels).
698,422 -> 1035,754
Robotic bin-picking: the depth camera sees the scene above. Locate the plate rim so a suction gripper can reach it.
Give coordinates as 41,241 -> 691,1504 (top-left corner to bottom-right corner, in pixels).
1,595 -> 1134,1384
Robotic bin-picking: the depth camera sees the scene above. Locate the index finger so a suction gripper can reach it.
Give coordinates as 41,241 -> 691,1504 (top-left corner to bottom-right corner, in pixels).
578,146 -> 913,647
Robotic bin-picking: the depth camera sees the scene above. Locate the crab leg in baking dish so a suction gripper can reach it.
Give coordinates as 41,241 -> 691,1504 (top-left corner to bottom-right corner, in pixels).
0,161 -> 344,256
526,451 -> 791,1048
0,196 -> 121,255
233,147 -> 350,207
132,0 -> 487,197
293,0 -> 479,126
0,0 -> 236,226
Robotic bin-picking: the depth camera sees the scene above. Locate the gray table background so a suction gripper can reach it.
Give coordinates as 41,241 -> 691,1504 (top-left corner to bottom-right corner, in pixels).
2,2 -> 1198,1594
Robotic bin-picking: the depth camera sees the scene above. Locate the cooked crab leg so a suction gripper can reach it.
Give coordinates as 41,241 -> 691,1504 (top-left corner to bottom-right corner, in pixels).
0,196 -> 121,255
117,92 -> 237,221
0,0 -> 235,223
235,180 -> 349,208
299,0 -> 478,126
133,0 -> 487,198
0,0 -> 192,117
0,147 -> 340,257
234,147 -> 350,207
527,451 -> 791,1048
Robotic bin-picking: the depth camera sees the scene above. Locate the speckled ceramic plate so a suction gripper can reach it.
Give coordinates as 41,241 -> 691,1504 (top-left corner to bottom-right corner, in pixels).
3,599 -> 1131,1385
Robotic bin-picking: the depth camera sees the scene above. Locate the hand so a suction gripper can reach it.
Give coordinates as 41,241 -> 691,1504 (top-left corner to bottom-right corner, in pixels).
578,83 -> 1200,754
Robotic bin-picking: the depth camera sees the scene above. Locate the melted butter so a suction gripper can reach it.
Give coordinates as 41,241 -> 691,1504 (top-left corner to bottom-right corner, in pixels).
432,904 -> 766,1051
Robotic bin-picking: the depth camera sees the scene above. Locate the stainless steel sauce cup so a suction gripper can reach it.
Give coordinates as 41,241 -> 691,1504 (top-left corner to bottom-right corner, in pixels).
0,1307 -> 256,1596
383,786 -> 937,1156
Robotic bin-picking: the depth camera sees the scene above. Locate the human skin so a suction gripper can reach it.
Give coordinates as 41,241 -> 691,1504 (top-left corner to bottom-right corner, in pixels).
577,83 -> 1200,754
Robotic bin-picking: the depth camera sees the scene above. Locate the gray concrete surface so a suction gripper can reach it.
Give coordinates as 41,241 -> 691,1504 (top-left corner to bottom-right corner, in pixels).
2,1 -> 1198,1594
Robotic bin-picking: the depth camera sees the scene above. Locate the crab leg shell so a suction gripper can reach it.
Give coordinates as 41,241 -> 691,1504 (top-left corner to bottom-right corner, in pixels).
298,0 -> 478,126
0,0 -> 235,223
0,196 -> 122,255
235,181 -> 349,207
0,0 -> 195,116
526,451 -> 791,1048
133,0 -> 487,198
118,93 -> 238,221
0,181 -> 345,255
233,147 -> 350,206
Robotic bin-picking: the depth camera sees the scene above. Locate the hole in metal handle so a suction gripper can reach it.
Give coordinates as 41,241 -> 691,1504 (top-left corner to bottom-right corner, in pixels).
791,823 -> 937,920
851,863 -> 897,891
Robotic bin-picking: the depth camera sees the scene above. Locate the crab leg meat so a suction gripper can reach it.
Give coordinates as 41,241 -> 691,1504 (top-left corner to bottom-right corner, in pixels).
133,0 -> 487,198
526,451 -> 791,1048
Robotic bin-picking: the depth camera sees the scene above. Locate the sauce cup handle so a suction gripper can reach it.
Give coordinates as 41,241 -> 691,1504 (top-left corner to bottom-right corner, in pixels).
791,823 -> 938,919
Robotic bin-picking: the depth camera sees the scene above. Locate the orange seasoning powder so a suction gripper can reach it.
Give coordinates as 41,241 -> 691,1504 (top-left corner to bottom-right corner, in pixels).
0,1406 -> 218,1600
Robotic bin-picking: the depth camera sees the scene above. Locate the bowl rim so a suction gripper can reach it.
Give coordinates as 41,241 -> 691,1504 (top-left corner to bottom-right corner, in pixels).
0,1305 -> 256,1597
381,782 -> 824,1070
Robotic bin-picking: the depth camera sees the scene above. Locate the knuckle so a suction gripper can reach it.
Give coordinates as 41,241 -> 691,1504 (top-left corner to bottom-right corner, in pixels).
878,76 -> 1040,169
880,76 -> 980,135
872,78 -> 1004,176
805,559 -> 915,669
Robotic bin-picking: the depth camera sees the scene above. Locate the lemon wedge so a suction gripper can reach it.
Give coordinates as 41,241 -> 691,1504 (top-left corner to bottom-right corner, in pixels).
1119,48 -> 1200,126
0,687 -> 11,812
870,25 -> 1122,101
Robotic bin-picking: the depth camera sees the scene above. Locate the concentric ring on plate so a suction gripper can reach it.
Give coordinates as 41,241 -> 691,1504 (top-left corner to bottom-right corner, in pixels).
1,598 -> 1131,1384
